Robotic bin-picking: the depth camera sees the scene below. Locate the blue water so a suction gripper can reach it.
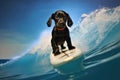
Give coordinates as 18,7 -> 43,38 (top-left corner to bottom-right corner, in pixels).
0,6 -> 120,80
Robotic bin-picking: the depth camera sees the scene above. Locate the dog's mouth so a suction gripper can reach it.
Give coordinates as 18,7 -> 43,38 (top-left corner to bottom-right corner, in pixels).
55,24 -> 66,30
57,23 -> 66,27
60,23 -> 66,27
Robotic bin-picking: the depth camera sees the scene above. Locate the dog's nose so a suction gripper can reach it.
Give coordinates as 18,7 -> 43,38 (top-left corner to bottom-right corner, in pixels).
58,18 -> 64,23
59,23 -> 64,26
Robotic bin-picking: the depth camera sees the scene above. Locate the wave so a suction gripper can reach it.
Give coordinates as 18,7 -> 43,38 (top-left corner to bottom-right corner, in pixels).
0,6 -> 120,79
71,6 -> 120,52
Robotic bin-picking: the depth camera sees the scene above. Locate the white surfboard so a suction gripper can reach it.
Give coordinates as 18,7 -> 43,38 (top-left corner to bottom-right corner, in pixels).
50,48 -> 82,66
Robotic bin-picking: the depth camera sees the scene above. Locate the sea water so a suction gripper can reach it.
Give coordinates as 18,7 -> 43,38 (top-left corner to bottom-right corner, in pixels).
0,6 -> 120,80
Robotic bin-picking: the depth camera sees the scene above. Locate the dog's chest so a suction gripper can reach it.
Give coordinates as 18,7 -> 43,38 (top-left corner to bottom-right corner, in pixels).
54,29 -> 66,37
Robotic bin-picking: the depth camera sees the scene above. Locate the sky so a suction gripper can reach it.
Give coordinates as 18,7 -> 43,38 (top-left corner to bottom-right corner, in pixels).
0,0 -> 120,59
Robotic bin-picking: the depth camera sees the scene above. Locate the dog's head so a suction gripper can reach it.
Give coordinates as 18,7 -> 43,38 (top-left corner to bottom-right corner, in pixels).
47,10 -> 73,29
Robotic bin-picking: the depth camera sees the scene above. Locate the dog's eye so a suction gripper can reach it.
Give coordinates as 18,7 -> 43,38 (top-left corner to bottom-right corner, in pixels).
55,15 -> 59,19
55,13 -> 66,20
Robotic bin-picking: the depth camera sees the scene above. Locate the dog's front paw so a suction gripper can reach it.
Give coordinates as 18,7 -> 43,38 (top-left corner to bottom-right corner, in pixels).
53,49 -> 61,56
69,46 -> 75,50
54,51 -> 60,56
61,46 -> 66,49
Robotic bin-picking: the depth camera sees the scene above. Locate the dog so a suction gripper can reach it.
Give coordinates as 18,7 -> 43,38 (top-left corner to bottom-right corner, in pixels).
47,10 -> 75,56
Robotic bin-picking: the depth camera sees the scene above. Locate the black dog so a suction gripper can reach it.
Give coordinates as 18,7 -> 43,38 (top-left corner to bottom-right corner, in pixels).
47,10 -> 75,56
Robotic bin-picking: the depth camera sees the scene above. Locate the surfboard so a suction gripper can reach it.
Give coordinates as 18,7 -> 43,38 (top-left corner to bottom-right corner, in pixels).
50,48 -> 82,66
50,48 -> 84,74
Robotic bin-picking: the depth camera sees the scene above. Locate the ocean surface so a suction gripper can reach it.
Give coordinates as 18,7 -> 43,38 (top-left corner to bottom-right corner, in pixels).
0,6 -> 120,80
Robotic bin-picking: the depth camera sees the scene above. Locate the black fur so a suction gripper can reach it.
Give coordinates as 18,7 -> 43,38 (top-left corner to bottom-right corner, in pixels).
47,10 -> 75,56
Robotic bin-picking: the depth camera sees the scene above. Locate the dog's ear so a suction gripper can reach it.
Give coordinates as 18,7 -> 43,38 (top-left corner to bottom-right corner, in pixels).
64,12 -> 73,27
47,13 -> 54,27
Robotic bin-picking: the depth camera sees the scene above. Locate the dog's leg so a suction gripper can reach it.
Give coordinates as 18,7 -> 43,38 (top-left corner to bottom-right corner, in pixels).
51,38 -> 56,53
65,28 -> 75,50
51,38 -> 60,54
66,36 -> 75,50
51,30 -> 60,56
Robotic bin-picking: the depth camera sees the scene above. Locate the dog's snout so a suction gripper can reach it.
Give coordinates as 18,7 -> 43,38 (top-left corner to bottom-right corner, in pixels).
58,18 -> 64,23
57,18 -> 66,27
